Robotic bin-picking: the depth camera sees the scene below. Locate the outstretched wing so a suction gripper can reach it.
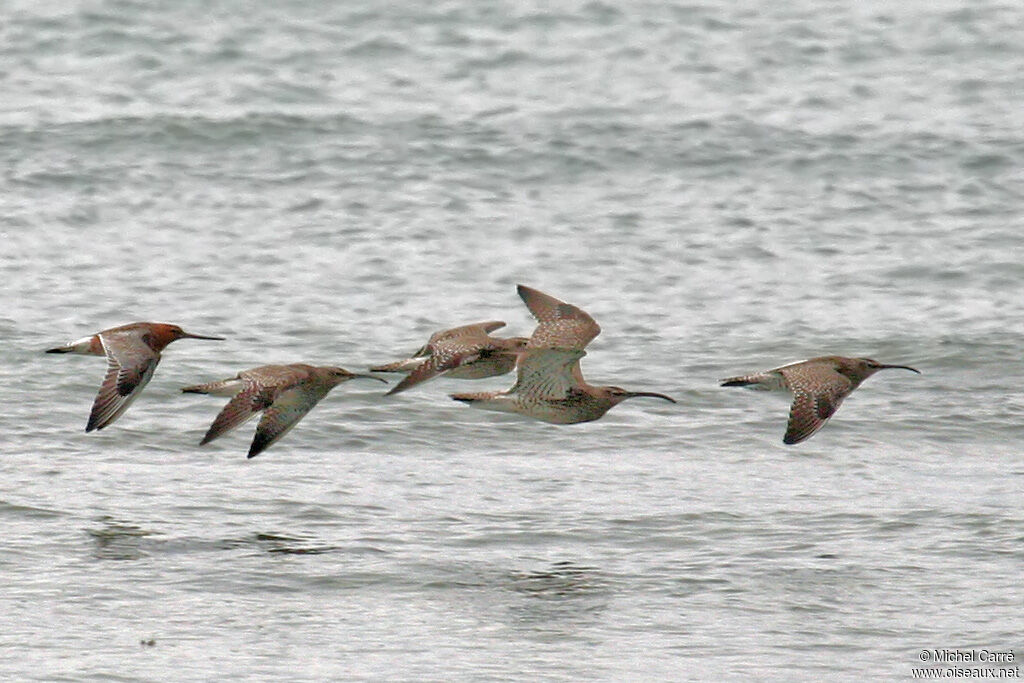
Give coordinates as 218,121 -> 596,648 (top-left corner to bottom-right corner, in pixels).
385,346 -> 483,395
248,385 -> 331,458
86,334 -> 161,431
428,320 -> 506,344
372,321 -> 507,375
782,368 -> 852,445
510,348 -> 587,401
517,285 -> 600,351
199,382 -> 272,445
385,322 -> 509,395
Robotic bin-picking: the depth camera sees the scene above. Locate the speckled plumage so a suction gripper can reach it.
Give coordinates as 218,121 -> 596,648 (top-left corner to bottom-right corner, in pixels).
721,355 -> 921,444
183,363 -> 385,458
371,320 -> 528,395
451,285 -> 674,424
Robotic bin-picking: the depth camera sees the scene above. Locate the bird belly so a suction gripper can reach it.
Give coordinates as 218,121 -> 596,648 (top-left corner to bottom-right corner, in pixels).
512,394 -> 605,425
446,357 -> 515,380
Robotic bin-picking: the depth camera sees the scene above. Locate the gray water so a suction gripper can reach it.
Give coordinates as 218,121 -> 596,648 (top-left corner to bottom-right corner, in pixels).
2,1 -> 1022,680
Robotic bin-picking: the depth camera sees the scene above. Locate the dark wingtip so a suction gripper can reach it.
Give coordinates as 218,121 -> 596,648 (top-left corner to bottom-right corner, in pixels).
720,379 -> 750,387
450,394 -> 473,403
247,436 -> 270,458
45,347 -> 69,354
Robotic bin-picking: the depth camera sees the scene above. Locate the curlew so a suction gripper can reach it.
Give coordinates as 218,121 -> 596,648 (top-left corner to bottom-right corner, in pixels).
371,321 -> 528,396
720,356 -> 921,444
46,322 -> 225,432
182,364 -> 385,458
451,285 -> 675,424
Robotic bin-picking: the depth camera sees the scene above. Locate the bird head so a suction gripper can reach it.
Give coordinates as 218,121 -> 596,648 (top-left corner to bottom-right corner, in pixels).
841,357 -> 921,384
149,324 -> 225,350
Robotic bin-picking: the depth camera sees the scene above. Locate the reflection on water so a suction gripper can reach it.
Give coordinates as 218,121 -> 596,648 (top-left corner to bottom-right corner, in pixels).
86,516 -> 156,561
507,560 -> 607,599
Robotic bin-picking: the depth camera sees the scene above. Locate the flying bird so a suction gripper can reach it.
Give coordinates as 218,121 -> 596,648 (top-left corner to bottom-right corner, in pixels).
720,355 -> 921,444
451,285 -> 675,424
371,320 -> 527,395
182,363 -> 385,458
46,322 -> 225,431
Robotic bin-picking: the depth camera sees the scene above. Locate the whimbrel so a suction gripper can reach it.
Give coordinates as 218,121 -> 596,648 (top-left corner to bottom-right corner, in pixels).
451,285 -> 675,424
46,322 -> 225,431
720,356 -> 920,444
182,364 -> 385,458
371,321 -> 528,396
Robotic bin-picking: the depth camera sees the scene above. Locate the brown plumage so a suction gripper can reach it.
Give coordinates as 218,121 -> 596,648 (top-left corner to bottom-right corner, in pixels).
451,285 -> 675,424
46,322 -> 225,432
371,320 -> 528,396
182,363 -> 385,458
720,356 -> 921,444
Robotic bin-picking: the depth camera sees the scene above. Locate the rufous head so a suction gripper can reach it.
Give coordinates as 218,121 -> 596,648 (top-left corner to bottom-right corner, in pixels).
146,323 -> 225,351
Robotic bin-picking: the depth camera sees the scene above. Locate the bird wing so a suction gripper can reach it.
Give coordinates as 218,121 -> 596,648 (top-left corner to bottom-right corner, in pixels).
782,367 -> 852,445
428,320 -> 506,345
385,337 -> 487,395
248,384 -> 331,458
373,321 -> 507,373
197,365 -> 303,445
517,285 -> 600,350
86,333 -> 161,431
199,381 -> 273,445
510,348 -> 587,400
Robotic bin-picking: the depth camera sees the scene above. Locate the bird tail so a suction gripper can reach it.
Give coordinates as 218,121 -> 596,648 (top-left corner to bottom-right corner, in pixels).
450,392 -> 520,416
368,358 -> 424,373
450,391 -> 487,404
45,335 -> 100,355
181,378 -> 245,397
45,346 -> 74,353
719,372 -> 775,388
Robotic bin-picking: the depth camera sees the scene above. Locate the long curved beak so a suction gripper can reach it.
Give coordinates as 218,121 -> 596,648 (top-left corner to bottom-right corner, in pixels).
352,373 -> 389,384
625,391 -> 677,403
877,364 -> 921,374
182,332 -> 226,341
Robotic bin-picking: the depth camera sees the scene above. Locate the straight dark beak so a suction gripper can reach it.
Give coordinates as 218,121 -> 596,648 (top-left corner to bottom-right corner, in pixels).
181,332 -> 226,341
